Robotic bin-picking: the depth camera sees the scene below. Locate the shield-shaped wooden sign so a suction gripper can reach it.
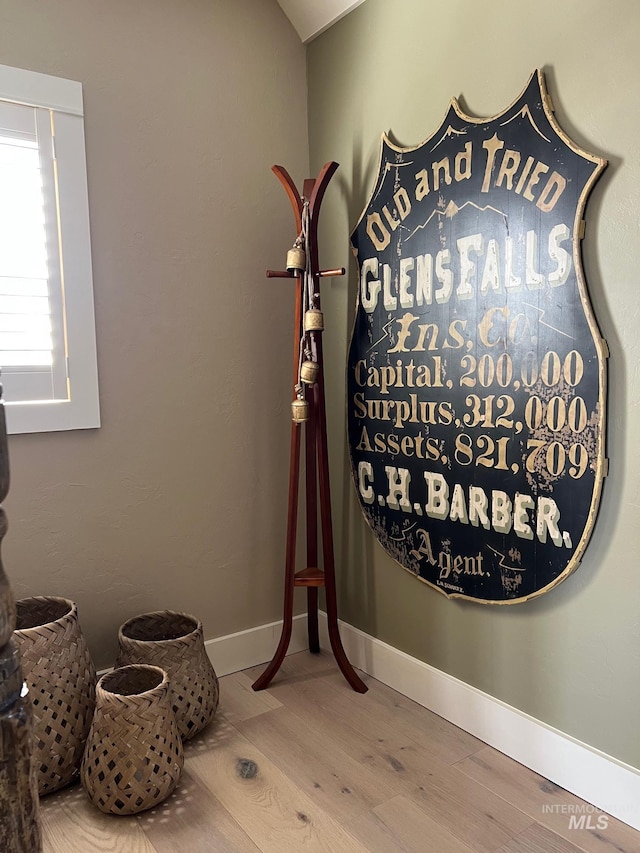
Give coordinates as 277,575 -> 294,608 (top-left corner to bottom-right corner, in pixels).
348,70 -> 607,603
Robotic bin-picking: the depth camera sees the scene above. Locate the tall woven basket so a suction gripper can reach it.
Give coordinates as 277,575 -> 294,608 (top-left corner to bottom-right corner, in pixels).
81,664 -> 184,815
116,610 -> 219,740
14,596 -> 96,795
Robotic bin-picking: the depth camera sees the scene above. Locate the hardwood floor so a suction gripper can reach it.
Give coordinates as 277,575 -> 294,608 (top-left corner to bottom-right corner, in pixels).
39,651 -> 640,852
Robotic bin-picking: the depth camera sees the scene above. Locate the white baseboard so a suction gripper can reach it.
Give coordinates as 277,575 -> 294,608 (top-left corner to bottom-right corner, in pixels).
204,613 -> 309,677
206,611 -> 640,832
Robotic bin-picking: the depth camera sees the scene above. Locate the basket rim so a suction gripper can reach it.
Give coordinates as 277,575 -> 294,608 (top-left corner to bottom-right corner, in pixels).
15,595 -> 76,631
98,664 -> 169,699
118,610 -> 202,643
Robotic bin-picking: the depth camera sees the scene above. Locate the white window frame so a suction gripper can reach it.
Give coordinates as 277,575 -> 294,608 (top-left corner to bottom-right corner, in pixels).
0,64 -> 100,434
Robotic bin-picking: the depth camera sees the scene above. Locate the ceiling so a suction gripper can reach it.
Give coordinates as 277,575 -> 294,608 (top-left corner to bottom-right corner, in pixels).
276,0 -> 367,43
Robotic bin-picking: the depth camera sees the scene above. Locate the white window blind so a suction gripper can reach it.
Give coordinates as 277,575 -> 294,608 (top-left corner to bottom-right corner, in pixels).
0,64 -> 99,434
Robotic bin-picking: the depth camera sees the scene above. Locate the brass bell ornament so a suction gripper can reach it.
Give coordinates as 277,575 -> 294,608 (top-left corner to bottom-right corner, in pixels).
300,360 -> 319,385
304,308 -> 324,332
291,398 -> 310,423
286,244 -> 306,274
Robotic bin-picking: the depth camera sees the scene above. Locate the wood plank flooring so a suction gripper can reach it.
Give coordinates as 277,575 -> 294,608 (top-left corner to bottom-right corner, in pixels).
39,651 -> 640,852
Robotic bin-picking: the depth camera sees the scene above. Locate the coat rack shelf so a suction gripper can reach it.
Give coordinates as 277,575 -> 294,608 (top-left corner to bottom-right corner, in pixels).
252,162 -> 367,694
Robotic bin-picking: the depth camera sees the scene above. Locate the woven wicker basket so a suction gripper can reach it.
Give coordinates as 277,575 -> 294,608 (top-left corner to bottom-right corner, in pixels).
116,610 -> 219,740
81,664 -> 184,815
14,596 -> 96,796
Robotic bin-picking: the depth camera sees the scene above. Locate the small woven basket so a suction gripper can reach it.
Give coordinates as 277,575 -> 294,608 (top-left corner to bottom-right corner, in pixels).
116,610 -> 219,740
81,664 -> 184,815
14,596 -> 96,795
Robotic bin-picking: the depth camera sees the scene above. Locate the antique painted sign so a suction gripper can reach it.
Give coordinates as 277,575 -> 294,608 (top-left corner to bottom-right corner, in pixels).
348,70 -> 607,603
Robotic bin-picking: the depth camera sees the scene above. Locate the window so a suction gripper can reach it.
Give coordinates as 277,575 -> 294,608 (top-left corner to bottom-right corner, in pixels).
0,64 -> 99,434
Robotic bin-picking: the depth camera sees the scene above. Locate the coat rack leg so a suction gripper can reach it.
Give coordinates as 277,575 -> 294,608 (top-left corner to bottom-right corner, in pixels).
251,420 -> 301,691
251,259 -> 304,691
314,342 -> 367,694
305,408 -> 320,654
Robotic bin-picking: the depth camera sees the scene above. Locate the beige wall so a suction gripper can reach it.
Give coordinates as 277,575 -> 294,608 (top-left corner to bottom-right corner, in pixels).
0,0 -> 308,667
308,0 -> 640,768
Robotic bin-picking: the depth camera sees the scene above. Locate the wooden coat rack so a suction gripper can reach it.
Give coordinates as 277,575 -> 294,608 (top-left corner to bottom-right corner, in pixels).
252,162 -> 367,694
